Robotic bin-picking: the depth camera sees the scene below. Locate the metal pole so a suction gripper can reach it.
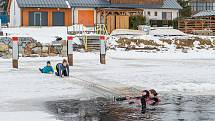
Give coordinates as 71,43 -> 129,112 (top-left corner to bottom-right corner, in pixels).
12,37 -> 19,68
67,36 -> 74,66
99,35 -> 106,64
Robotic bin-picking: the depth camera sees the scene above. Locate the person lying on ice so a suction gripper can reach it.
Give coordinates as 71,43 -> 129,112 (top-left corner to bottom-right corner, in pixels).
39,61 -> 54,74
116,89 -> 160,113
55,59 -> 69,77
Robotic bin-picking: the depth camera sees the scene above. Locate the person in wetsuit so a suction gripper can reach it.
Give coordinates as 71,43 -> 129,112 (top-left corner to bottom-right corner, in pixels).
116,89 -> 160,113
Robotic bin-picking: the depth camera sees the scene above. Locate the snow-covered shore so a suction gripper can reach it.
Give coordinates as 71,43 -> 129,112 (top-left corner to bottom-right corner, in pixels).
1,50 -> 215,120
108,49 -> 215,60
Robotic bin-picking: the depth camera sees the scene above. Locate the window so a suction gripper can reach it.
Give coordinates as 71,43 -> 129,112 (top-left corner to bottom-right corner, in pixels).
162,12 -> 172,20
196,2 -> 207,11
192,3 -> 196,11
207,2 -> 213,10
213,3 -> 215,10
52,12 -> 65,26
29,12 -> 48,26
190,1 -> 215,11
147,11 -> 151,16
191,2 -> 215,11
154,11 -> 158,16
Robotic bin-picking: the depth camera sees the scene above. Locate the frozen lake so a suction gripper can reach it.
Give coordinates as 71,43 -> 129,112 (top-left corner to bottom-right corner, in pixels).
0,51 -> 215,121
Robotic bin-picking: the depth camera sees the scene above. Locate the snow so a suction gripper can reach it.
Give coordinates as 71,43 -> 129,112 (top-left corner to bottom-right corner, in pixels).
111,29 -> 146,36
1,50 -> 215,120
0,111 -> 59,121
2,27 -> 68,43
149,27 -> 186,37
109,28 -> 188,42
108,49 -> 215,60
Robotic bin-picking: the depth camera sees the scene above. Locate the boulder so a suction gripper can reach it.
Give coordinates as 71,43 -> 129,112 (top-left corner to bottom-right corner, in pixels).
0,43 -> 9,52
49,53 -> 57,56
1,53 -> 12,59
29,54 -> 40,57
28,43 -> 37,49
61,45 -> 67,57
41,53 -> 49,57
24,45 -> 32,56
61,40 -> 67,46
49,46 -> 58,54
213,40 -> 215,46
32,47 -> 42,54
182,48 -> 189,53
42,46 -> 49,53
36,42 -> 43,47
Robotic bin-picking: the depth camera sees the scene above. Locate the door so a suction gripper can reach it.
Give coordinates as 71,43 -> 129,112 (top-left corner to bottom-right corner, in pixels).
78,10 -> 94,27
116,16 -> 129,29
34,12 -> 41,26
41,12 -> 48,26
52,12 -> 65,26
162,12 -> 172,20
29,12 -> 48,26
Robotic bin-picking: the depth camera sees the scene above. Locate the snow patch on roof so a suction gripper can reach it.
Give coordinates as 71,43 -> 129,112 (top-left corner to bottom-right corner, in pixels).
193,10 -> 215,17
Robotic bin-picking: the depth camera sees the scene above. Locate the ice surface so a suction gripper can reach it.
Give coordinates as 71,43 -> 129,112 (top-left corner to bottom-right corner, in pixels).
0,111 -> 59,121
0,51 -> 215,120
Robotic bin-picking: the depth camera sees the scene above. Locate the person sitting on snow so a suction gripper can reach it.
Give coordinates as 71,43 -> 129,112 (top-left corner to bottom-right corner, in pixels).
39,61 -> 54,74
55,59 -> 70,77
116,89 -> 160,113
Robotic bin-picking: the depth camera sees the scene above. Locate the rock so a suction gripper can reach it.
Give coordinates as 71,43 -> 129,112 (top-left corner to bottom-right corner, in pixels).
0,51 -> 12,59
49,46 -> 58,54
213,40 -> 215,46
24,43 -> 33,55
41,53 -> 49,57
182,48 -> 189,53
42,46 -> 49,53
32,47 -> 42,54
29,54 -> 40,57
61,40 -> 67,46
36,42 -> 42,47
2,53 -> 12,59
28,43 -> 37,48
61,45 -> 67,57
19,47 -> 25,56
49,53 -> 57,56
0,43 -> 9,52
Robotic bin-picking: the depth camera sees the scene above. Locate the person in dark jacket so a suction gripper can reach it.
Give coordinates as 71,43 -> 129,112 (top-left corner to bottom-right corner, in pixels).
55,59 -> 70,77
116,89 -> 160,113
39,61 -> 54,74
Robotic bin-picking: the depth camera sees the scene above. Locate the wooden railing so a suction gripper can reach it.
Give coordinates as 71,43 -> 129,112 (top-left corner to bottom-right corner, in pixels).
178,19 -> 215,34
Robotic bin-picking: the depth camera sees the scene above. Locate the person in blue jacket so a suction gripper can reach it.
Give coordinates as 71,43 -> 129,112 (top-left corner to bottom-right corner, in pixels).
39,61 -> 54,74
55,59 -> 70,77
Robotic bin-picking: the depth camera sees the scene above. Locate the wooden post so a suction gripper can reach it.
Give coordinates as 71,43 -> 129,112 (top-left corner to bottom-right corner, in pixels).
67,36 -> 73,66
99,35 -> 106,64
12,37 -> 19,68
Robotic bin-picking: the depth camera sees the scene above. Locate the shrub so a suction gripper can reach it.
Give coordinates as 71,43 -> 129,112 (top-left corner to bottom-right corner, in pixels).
129,15 -> 146,30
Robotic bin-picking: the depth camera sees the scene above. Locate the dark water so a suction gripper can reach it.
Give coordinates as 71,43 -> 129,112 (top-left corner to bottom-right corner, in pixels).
46,94 -> 215,121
